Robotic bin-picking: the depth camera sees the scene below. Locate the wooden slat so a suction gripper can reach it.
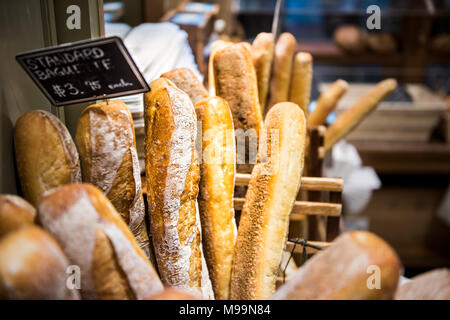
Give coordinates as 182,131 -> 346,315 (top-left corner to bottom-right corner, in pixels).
233,198 -> 342,217
235,173 -> 343,192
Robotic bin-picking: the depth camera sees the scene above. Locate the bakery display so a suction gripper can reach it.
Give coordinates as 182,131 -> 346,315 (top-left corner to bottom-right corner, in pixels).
0,194 -> 35,237
0,226 -> 79,300
267,33 -> 296,111
194,96 -> 236,300
395,268 -> 450,300
144,78 -> 214,299
162,67 -> 209,104
37,183 -> 163,300
14,110 -> 81,206
272,231 -> 402,300
76,100 -> 151,260
251,32 -> 275,113
289,52 -> 313,115
230,102 -> 307,300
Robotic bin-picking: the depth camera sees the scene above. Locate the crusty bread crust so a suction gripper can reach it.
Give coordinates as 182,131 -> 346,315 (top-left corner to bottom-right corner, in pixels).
324,78 -> 397,151
0,195 -> 36,237
208,40 -> 232,96
251,33 -> 275,113
289,52 -> 313,115
267,33 -> 296,111
395,268 -> 450,300
76,100 -> 150,259
308,79 -> 348,127
272,231 -> 402,300
14,110 -> 81,206
194,96 -> 236,300
230,102 -> 306,300
145,78 -> 214,299
0,226 -> 79,299
37,183 -> 163,300
162,68 -> 208,104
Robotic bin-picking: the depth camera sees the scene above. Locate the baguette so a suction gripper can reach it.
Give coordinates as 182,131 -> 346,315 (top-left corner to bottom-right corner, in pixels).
251,32 -> 275,113
149,288 -> 201,300
194,96 -> 236,300
162,68 -> 208,104
308,79 -> 348,127
230,102 -> 307,300
144,78 -> 214,299
14,110 -> 81,206
0,195 -> 35,237
289,52 -> 313,115
324,78 -> 397,152
208,40 -> 232,95
395,269 -> 450,300
75,100 -> 151,259
272,231 -> 402,300
0,226 -> 79,299
37,183 -> 163,300
267,33 -> 296,111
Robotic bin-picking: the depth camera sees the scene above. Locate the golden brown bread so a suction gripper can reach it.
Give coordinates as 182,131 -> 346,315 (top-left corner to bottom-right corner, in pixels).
208,40 -> 232,95
395,269 -> 450,300
37,183 -> 163,300
366,33 -> 398,54
194,96 -> 236,300
251,32 -> 275,113
334,25 -> 366,53
162,68 -> 208,104
0,225 -> 79,299
75,100 -> 151,259
272,231 -> 402,300
0,194 -> 36,237
289,52 -> 313,115
308,79 -> 348,127
144,78 -> 214,299
230,102 -> 307,300
324,78 -> 397,152
14,110 -> 81,206
148,288 -> 201,300
267,33 -> 296,111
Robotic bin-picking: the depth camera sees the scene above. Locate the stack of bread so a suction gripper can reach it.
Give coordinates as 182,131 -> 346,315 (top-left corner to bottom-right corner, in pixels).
1,30 -> 442,301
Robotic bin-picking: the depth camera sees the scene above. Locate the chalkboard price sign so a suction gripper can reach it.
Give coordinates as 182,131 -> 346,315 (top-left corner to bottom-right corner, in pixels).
16,36 -> 149,106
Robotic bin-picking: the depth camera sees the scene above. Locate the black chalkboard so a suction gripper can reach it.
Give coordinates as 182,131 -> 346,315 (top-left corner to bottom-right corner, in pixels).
16,36 -> 149,106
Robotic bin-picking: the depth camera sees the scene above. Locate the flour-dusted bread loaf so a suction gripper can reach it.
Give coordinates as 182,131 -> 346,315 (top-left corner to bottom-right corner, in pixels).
267,33 -> 296,111
75,100 -> 151,260
14,110 -> 81,206
272,231 -> 402,300
208,40 -> 232,95
0,195 -> 36,238
230,102 -> 307,300
148,288 -> 202,300
308,79 -> 348,127
37,183 -> 163,300
194,96 -> 236,300
289,52 -> 313,115
251,32 -> 275,113
144,78 -> 214,299
162,68 -> 208,104
395,269 -> 450,300
0,225 -> 79,300
324,78 -> 397,152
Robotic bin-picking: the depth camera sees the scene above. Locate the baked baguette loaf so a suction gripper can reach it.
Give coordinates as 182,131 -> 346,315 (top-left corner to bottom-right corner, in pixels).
162,68 -> 208,104
14,110 -> 81,206
395,269 -> 450,300
0,225 -> 79,300
267,33 -> 296,111
272,231 -> 401,300
251,32 -> 275,113
75,100 -> 151,260
308,79 -> 348,127
37,183 -> 163,300
144,78 -> 214,299
148,288 -> 201,300
324,78 -> 397,152
230,102 -> 307,300
289,52 -> 313,115
208,40 -> 231,95
194,96 -> 236,300
0,194 -> 36,237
